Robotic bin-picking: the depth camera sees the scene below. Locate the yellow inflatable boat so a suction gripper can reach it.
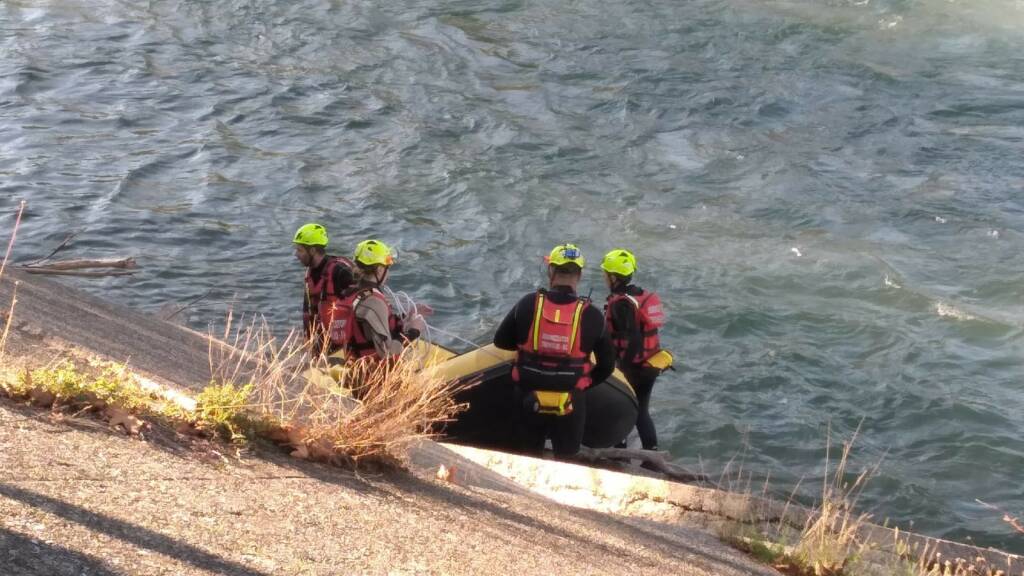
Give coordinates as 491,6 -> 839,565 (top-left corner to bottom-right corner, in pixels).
419,340 -> 641,450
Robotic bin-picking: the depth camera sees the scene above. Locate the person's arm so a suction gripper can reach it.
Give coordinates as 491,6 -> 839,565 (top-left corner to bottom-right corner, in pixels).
493,293 -> 531,351
355,298 -> 402,359
493,307 -> 519,351
610,298 -> 643,364
585,308 -> 616,387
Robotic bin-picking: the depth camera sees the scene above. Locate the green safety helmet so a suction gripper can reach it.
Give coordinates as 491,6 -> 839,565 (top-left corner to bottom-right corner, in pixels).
601,249 -> 637,276
353,239 -> 394,267
293,223 -> 328,247
545,243 -> 585,268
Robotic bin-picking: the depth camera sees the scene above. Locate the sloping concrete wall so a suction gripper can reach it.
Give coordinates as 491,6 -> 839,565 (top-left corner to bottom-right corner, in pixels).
443,443 -> 1023,574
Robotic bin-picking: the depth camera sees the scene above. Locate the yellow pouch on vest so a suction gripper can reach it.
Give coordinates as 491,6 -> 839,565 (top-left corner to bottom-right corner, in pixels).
645,349 -> 675,372
534,391 -> 573,416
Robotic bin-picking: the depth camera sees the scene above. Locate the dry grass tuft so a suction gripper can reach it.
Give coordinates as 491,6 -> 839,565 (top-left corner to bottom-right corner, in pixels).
291,349 -> 467,467
0,200 -> 26,358
792,423 -> 877,575
717,426 -> 1022,576
208,313 -> 469,468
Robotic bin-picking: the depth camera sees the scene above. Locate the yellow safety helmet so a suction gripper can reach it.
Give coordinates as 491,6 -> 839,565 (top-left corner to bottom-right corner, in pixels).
601,249 -> 637,276
353,239 -> 394,267
545,243 -> 585,268
293,223 -> 328,247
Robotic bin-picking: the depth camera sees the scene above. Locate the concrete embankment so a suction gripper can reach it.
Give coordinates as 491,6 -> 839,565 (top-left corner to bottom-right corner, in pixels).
1,269 -> 777,576
1,269 -> 1020,575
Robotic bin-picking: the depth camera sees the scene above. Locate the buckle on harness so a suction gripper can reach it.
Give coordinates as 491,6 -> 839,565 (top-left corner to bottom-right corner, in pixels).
532,391 -> 573,416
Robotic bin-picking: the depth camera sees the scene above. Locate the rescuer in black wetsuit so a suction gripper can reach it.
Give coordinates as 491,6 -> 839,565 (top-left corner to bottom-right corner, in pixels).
493,243 -> 616,458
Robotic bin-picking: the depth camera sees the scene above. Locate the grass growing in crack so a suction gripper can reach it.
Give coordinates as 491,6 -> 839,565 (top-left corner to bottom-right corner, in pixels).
1,358 -> 187,431
716,423 -> 877,576
194,381 -> 255,442
716,426 -> 1019,576
791,423 -> 877,575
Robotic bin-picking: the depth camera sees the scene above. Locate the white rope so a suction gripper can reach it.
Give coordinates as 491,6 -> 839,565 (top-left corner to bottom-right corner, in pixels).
381,286 -> 508,361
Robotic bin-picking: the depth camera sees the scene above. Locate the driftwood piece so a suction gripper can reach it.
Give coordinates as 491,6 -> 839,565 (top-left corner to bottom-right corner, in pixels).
576,447 -> 709,483
19,269 -> 135,277
20,257 -> 137,271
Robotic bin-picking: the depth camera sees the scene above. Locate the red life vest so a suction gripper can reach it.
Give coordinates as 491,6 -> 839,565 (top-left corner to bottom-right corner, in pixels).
605,289 -> 664,364
305,256 -> 353,346
512,290 -> 593,391
325,287 -> 398,360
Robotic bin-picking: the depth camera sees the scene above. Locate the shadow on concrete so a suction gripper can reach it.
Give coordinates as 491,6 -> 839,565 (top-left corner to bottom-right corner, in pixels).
1,527 -> 120,576
391,451 -> 772,576
0,484 -> 272,576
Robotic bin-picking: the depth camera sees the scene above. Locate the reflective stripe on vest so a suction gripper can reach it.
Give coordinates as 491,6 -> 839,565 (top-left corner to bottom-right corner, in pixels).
514,290 -> 593,391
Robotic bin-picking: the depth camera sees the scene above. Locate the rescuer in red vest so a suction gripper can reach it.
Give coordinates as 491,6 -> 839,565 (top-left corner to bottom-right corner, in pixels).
601,248 -> 673,452
328,239 -> 405,364
493,243 -> 616,458
292,223 -> 354,355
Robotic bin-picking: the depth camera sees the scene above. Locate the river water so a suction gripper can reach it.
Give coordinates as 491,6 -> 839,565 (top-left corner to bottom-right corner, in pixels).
2,0 -> 1023,552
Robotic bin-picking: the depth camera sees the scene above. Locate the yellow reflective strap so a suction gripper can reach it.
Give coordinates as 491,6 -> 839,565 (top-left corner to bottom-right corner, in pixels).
531,292 -> 545,352
568,299 -> 584,352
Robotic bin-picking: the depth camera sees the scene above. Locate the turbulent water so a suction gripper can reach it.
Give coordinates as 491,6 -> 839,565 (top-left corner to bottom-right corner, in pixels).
3,0 -> 1023,552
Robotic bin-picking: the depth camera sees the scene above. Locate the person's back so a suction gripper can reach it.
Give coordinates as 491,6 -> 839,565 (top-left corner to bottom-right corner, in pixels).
601,249 -> 672,452
493,244 -> 615,458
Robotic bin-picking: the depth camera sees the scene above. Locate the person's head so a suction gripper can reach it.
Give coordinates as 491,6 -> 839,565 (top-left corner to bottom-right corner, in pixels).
293,223 -> 329,267
544,243 -> 585,289
600,248 -> 637,290
353,239 -> 395,286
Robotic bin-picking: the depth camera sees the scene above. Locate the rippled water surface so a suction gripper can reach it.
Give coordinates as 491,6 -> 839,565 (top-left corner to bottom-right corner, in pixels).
3,0 -> 1023,552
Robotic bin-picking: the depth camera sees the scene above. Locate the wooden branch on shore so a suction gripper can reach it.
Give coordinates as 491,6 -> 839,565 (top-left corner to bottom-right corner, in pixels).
16,257 -> 138,277
20,257 -> 137,271
977,499 -> 1024,534
19,269 -> 136,277
576,447 -> 708,483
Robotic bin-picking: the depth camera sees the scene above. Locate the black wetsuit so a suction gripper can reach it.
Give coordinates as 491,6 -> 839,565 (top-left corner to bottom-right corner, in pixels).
606,283 -> 660,450
494,285 -> 616,457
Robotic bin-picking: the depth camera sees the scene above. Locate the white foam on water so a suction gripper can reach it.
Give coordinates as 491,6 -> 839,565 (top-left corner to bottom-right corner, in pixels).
879,14 -> 903,29
790,247 -> 802,257
883,275 -> 902,289
935,301 -> 977,321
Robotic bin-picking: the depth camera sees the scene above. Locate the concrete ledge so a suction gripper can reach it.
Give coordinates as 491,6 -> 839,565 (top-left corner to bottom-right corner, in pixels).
442,443 -> 1023,573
